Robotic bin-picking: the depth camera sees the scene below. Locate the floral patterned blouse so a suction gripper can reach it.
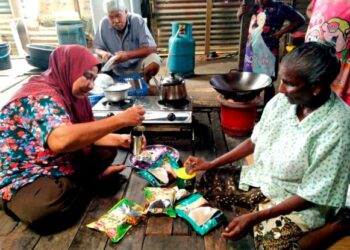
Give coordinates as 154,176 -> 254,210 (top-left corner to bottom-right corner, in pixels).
0,95 -> 75,201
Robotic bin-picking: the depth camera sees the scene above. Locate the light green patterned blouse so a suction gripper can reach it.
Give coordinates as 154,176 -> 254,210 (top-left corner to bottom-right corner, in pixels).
240,92 -> 350,229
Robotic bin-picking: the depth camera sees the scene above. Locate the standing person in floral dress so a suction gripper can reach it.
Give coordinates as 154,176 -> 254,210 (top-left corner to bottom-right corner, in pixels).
238,0 -> 305,103
306,0 -> 350,106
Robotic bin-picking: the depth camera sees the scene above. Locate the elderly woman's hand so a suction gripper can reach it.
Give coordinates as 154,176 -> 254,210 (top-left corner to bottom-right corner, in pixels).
184,156 -> 212,173
221,212 -> 258,240
119,105 -> 145,127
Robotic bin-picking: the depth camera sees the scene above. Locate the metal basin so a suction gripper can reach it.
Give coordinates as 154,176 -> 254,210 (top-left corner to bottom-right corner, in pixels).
26,44 -> 56,70
103,83 -> 131,102
210,70 -> 272,102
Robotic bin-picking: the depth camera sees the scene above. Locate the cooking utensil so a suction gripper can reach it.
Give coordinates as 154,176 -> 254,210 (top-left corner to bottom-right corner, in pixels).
210,69 -> 272,102
94,73 -> 114,89
154,73 -> 188,101
103,83 -> 131,102
101,55 -> 118,72
25,55 -> 48,70
91,73 -> 114,95
125,78 -> 143,90
26,44 -> 56,70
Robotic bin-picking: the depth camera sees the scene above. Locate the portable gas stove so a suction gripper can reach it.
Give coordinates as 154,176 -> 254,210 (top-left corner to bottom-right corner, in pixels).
93,96 -> 194,151
92,96 -> 193,124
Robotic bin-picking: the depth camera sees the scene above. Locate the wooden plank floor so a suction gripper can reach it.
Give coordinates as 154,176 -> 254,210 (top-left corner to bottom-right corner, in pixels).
0,110 -> 256,250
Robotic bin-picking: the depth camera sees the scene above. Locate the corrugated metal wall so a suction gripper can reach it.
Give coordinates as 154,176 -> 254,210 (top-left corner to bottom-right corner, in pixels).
0,0 -> 310,56
151,0 -> 240,55
151,0 -> 310,56
0,0 -> 10,14
209,1 -> 240,54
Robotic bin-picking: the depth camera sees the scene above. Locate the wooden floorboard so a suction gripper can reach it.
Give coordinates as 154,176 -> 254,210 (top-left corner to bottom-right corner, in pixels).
0,223 -> 40,250
142,235 -> 205,250
34,217 -> 86,250
209,110 -> 229,157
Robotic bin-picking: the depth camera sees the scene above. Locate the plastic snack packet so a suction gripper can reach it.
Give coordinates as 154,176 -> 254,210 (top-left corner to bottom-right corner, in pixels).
144,187 -> 177,217
131,146 -> 167,170
175,193 -> 226,236
87,199 -> 145,243
137,152 -> 180,187
173,186 -> 191,201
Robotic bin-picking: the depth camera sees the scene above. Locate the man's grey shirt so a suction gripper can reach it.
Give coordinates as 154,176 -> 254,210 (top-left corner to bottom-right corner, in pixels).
94,13 -> 156,69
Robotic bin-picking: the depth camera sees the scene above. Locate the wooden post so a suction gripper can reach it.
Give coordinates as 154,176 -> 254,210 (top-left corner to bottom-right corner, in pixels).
204,0 -> 213,56
8,0 -> 30,56
150,0 -> 158,52
238,0 -> 254,71
8,0 -> 22,18
73,0 -> 82,19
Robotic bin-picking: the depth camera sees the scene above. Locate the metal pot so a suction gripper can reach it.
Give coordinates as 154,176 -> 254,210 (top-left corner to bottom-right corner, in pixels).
154,73 -> 188,101
210,69 -> 272,102
103,83 -> 131,102
125,77 -> 143,90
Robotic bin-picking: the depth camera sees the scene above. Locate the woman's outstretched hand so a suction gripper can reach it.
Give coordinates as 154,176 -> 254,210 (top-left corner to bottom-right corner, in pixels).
184,156 -> 212,173
221,212 -> 258,240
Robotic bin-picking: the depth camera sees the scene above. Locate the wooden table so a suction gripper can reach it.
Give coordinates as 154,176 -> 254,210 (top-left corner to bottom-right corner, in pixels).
0,109 -> 256,250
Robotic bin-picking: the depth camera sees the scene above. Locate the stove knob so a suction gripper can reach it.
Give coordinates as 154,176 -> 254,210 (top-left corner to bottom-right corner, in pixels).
167,112 -> 176,121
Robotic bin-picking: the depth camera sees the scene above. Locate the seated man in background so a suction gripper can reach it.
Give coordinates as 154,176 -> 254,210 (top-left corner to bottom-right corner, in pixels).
94,0 -> 161,95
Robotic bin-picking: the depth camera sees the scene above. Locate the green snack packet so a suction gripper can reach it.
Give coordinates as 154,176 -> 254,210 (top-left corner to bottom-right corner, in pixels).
87,198 -> 145,243
137,152 -> 180,187
144,187 -> 177,217
175,193 -> 226,236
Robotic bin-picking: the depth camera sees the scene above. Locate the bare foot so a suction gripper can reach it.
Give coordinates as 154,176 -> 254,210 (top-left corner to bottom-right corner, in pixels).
98,165 -> 126,180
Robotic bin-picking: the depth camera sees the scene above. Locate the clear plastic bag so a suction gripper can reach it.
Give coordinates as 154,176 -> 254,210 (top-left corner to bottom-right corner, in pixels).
175,193 -> 226,236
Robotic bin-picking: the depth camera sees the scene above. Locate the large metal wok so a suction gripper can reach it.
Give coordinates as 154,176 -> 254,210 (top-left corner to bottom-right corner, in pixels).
210,70 -> 272,102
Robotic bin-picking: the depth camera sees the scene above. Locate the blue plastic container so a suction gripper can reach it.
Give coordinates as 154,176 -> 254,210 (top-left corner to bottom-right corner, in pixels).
56,20 -> 87,47
0,43 -> 11,70
113,74 -> 148,96
168,22 -> 195,77
88,94 -> 104,106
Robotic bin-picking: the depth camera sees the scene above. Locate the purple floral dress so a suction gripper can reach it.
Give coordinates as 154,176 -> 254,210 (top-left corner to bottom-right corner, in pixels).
0,95 -> 75,201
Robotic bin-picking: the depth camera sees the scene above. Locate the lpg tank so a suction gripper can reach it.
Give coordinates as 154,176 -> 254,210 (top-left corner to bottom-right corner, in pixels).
168,22 -> 195,77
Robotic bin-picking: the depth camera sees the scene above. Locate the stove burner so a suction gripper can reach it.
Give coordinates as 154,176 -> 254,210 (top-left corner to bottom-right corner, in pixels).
158,98 -> 190,109
102,98 -> 135,109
